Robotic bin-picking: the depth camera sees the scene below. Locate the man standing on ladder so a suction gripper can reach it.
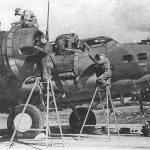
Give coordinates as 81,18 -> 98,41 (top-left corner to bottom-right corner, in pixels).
34,35 -> 52,80
79,54 -> 120,137
94,54 -> 113,114
34,35 -> 65,98
94,54 -> 112,88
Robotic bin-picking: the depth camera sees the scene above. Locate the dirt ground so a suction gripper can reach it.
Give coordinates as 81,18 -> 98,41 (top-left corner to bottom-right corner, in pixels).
0,105 -> 150,149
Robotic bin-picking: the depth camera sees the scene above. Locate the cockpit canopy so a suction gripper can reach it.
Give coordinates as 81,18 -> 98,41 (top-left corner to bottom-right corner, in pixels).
50,36 -> 118,55
81,36 -> 118,47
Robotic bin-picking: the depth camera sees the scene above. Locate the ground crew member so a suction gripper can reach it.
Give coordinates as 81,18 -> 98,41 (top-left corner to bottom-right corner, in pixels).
94,53 -> 113,117
34,35 -> 65,98
67,33 -> 79,49
55,34 -> 67,51
34,35 -> 52,80
55,33 -> 79,54
77,41 -> 91,52
11,8 -> 39,28
94,54 -> 112,88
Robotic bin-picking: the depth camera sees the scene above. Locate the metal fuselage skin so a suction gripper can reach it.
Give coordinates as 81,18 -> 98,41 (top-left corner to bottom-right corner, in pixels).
0,27 -> 150,109
52,40 -> 150,102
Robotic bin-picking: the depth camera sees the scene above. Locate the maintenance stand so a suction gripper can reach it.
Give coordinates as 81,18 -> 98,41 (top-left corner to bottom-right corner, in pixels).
78,80 -> 120,140
8,76 -> 64,148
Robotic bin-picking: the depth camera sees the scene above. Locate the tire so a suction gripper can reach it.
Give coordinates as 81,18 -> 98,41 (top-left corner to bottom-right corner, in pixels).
7,104 -> 44,138
69,107 -> 96,132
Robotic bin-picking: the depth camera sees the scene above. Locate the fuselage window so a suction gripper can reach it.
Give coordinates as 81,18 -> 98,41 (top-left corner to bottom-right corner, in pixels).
137,53 -> 148,61
123,55 -> 134,62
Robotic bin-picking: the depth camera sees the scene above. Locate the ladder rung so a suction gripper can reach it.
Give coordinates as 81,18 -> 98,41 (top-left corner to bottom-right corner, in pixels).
81,125 -> 99,127
44,108 -> 56,110
26,128 -> 46,131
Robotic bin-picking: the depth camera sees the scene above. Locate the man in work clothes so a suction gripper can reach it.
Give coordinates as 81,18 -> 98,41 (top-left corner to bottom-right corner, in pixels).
94,54 -> 112,88
12,8 -> 39,28
34,35 -> 52,80
55,33 -> 79,54
94,53 -> 113,115
35,35 -> 65,98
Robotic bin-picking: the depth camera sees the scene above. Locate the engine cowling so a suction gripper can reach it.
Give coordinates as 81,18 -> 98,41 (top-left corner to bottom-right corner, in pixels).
0,26 -> 43,81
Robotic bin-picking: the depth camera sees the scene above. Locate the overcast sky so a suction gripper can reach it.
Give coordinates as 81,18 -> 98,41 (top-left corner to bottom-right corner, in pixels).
0,0 -> 150,43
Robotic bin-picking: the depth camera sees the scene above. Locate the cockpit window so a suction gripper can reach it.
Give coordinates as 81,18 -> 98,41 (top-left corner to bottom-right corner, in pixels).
51,36 -> 118,55
106,40 -> 117,47
82,37 -> 118,48
85,39 -> 104,47
123,55 -> 134,62
137,53 -> 148,61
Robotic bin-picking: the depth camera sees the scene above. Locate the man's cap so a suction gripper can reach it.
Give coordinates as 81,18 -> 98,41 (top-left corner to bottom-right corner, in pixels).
95,54 -> 100,60
40,35 -> 48,40
15,8 -> 21,15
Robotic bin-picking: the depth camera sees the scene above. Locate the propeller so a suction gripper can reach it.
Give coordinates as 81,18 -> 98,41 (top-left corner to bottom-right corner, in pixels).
76,54 -> 101,88
49,55 -> 65,96
19,46 -> 40,56
76,64 -> 95,88
88,54 -> 101,67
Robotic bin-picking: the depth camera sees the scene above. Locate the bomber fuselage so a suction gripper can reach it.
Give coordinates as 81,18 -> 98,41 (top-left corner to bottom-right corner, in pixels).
0,28 -> 150,110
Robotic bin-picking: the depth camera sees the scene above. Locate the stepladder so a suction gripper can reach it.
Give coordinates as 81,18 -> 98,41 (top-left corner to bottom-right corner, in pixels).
78,80 -> 120,140
8,76 -> 64,148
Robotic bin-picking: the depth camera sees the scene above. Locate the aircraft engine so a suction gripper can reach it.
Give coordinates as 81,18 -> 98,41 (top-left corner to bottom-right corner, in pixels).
0,27 -> 43,82
0,27 -> 47,138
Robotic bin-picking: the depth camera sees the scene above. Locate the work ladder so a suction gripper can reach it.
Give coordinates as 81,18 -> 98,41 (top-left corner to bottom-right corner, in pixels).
78,83 -> 120,140
8,76 -> 64,148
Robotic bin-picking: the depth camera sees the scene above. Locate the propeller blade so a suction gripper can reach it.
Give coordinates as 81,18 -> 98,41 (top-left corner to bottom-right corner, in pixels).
76,54 -> 100,89
76,64 -> 95,88
88,54 -> 101,67
19,46 -> 40,56
49,55 -> 65,95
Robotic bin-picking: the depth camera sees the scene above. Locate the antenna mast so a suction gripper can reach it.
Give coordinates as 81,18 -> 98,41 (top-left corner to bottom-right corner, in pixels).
46,0 -> 49,41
